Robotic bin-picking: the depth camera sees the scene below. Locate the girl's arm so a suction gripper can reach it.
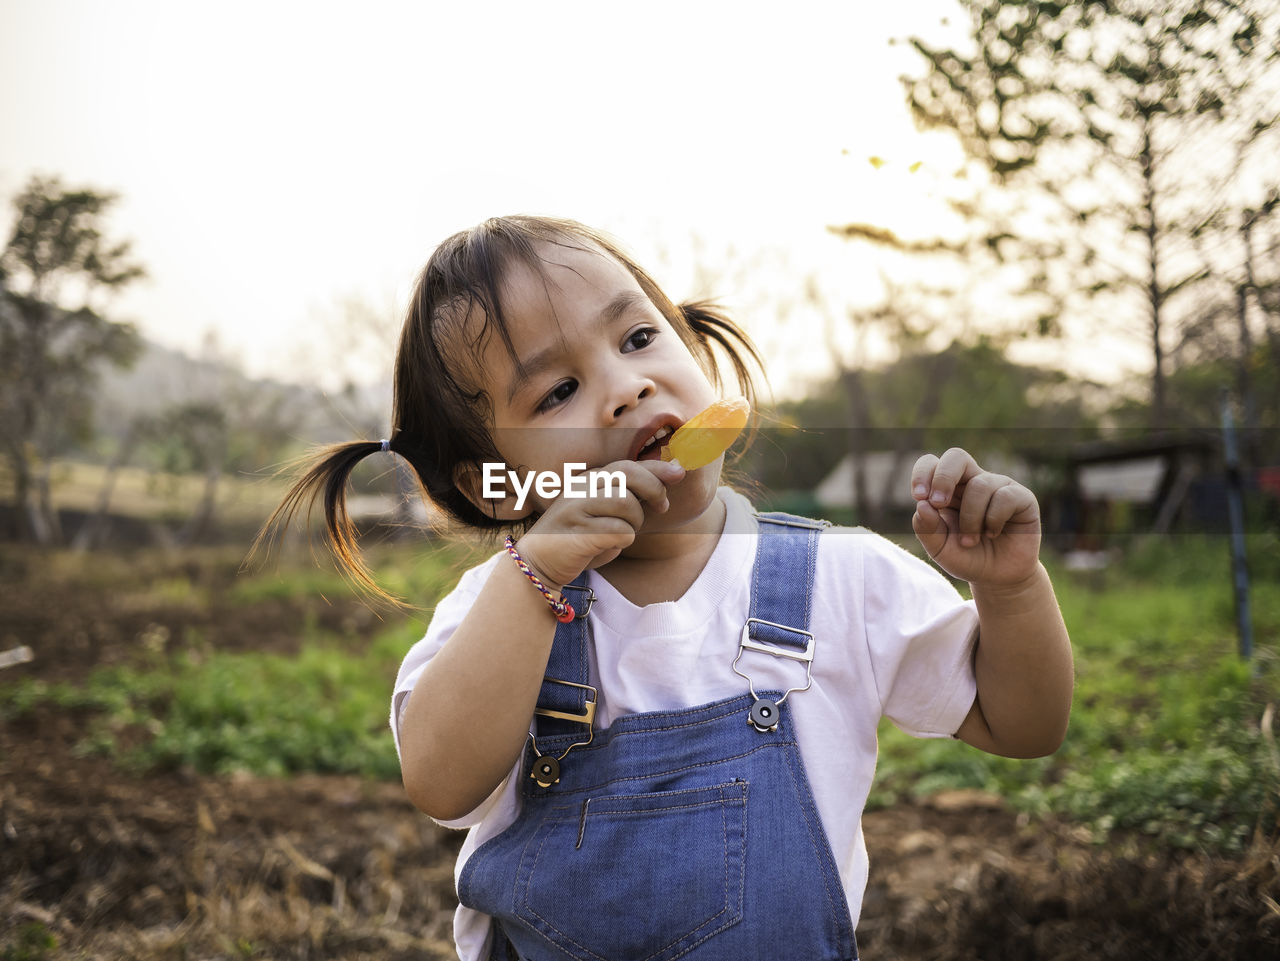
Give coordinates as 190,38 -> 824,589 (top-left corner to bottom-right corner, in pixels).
910,449 -> 1074,759
399,458 -> 682,821
399,558 -> 562,821
956,562 -> 1073,757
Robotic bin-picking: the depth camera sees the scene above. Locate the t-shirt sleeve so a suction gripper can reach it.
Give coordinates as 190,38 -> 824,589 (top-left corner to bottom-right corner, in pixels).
859,533 -> 979,738
389,552 -> 512,828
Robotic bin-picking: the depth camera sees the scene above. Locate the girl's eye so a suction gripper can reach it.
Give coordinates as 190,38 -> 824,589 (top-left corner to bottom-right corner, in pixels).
623,327 -> 659,352
537,379 -> 577,413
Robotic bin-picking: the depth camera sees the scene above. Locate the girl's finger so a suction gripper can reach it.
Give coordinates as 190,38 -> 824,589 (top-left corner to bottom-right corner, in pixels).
586,487 -> 648,531
631,459 -> 685,501
983,483 -> 1029,538
576,514 -> 639,541
619,458 -> 685,517
593,459 -> 679,507
911,498 -> 952,559
957,473 -> 1011,543
910,453 -> 940,501
925,448 -> 981,509
577,461 -> 680,523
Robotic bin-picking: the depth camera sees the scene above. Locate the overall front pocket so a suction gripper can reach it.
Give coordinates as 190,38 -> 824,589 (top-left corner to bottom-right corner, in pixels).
517,781 -> 748,961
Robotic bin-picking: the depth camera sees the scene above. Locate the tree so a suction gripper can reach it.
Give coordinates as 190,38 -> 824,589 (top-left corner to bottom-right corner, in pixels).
137,330 -> 311,548
904,0 -> 1280,425
0,176 -> 145,543
1130,188 -> 1280,462
743,252 -> 1099,527
747,335 -> 1098,511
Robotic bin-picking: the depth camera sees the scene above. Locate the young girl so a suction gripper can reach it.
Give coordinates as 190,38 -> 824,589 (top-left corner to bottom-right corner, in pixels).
270,216 -> 1073,961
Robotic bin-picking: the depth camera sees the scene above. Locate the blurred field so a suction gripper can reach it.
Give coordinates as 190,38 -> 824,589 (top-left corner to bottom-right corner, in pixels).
2,533 -> 1279,959
15,462 -> 289,526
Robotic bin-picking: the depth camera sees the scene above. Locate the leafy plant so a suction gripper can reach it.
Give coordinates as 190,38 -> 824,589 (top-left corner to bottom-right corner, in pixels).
872,536 -> 1280,854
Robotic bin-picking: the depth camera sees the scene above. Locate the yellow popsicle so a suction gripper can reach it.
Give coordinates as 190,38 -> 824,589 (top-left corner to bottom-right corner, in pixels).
661,396 -> 750,470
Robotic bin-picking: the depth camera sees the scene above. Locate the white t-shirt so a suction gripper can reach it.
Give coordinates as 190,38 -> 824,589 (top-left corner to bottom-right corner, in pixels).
391,488 -> 979,961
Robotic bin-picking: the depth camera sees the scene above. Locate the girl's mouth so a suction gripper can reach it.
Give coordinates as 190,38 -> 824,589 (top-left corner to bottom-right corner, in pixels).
636,425 -> 674,460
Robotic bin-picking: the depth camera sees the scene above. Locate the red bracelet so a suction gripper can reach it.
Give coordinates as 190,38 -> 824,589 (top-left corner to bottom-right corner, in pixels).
504,536 -> 575,623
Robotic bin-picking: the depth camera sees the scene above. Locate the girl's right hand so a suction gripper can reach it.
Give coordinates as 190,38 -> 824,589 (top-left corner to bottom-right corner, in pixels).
513,459 -> 685,589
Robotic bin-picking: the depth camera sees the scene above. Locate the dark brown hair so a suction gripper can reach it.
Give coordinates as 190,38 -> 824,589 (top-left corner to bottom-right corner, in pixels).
258,215 -> 765,597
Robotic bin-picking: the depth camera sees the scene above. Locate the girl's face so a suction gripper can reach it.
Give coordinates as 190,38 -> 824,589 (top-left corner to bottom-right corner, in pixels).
465,242 -> 722,527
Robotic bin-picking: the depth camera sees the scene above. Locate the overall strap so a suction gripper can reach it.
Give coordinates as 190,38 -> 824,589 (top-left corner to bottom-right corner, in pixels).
535,510 -> 829,735
736,511 -> 829,732
534,575 -> 595,738
746,512 -> 829,648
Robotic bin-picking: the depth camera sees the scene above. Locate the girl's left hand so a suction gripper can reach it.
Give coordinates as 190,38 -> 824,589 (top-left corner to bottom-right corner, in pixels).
910,448 -> 1042,588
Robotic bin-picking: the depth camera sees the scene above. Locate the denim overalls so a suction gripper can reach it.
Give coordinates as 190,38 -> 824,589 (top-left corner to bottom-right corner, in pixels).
459,513 -> 859,961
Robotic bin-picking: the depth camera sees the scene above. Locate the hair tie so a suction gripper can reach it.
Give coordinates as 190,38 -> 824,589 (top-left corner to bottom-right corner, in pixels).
379,438 -> 390,453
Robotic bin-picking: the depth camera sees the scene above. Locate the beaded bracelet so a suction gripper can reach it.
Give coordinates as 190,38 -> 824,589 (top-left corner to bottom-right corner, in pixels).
503,536 -> 575,623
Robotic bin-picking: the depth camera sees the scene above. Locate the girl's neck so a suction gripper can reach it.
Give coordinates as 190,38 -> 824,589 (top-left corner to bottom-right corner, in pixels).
596,495 -> 727,606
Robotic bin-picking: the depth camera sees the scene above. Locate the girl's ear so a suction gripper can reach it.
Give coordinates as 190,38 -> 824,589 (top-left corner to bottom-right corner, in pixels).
452,462 -> 534,522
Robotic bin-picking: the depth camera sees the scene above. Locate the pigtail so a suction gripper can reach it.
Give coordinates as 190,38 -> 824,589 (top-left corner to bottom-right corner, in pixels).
251,439 -> 396,603
678,299 -> 768,407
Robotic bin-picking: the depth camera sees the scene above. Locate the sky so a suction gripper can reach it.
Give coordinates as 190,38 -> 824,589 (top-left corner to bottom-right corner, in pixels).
0,0 -> 1073,401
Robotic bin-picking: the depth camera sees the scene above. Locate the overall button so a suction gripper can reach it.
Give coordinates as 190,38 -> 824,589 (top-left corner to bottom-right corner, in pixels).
531,755 -> 560,787
748,697 -> 780,733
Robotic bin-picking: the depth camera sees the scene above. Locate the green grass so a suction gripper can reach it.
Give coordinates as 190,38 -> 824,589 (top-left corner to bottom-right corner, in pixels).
0,616 -> 430,783
0,539 -> 482,780
6,627 -> 420,779
3,532 -> 1277,855
872,533 -> 1280,854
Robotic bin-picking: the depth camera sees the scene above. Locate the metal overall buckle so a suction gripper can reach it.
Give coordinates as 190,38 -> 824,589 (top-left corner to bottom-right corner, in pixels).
731,618 -> 815,732
561,583 -> 596,619
529,678 -> 597,787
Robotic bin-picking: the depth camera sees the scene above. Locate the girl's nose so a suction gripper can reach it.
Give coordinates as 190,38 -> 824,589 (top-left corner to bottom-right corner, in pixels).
607,374 -> 656,421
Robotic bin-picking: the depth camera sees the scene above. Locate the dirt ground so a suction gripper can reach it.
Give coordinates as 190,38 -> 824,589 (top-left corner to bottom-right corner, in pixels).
2,546 -> 1278,960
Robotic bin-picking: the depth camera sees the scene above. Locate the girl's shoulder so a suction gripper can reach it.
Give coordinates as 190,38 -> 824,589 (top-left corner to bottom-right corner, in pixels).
414,545 -> 504,629
459,546 -> 505,585
398,548 -> 503,680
